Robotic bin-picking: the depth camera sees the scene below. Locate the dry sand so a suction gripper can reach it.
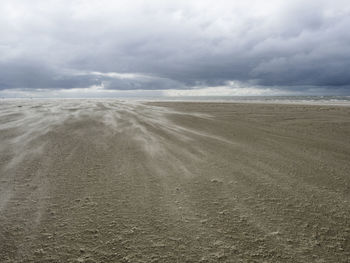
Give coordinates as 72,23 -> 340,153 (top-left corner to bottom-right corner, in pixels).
0,100 -> 349,262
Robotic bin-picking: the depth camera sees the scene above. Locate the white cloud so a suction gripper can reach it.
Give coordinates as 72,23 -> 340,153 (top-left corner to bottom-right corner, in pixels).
163,81 -> 290,97
70,70 -> 152,80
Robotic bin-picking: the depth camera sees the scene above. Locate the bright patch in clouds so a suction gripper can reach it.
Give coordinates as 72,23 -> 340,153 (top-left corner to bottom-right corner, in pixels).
79,71 -> 153,80
164,87 -> 279,97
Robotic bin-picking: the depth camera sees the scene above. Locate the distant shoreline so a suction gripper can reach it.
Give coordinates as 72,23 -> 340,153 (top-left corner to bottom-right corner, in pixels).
1,96 -> 350,106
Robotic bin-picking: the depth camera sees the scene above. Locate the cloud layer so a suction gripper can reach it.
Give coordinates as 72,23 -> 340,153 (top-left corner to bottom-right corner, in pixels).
1,0 -> 350,96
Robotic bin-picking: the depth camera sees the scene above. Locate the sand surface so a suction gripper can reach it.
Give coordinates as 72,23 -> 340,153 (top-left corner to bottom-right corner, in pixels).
0,100 -> 349,262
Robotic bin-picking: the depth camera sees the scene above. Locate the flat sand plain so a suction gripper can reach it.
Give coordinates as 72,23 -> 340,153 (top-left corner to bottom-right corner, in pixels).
0,100 -> 349,262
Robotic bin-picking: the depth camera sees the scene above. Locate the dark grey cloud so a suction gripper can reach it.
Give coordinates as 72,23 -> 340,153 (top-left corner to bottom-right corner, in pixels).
0,0 -> 350,96
0,60 -> 101,90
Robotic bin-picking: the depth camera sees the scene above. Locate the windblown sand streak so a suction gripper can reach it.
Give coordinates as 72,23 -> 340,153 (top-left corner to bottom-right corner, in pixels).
0,100 -> 349,262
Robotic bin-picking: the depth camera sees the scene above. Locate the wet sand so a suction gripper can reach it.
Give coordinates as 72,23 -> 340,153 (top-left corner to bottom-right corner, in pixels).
0,100 -> 349,262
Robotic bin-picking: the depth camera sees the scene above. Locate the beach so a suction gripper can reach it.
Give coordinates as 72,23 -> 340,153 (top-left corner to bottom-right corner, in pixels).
0,99 -> 349,262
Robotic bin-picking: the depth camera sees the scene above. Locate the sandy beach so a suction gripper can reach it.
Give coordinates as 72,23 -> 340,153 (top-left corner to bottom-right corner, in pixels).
0,100 -> 349,262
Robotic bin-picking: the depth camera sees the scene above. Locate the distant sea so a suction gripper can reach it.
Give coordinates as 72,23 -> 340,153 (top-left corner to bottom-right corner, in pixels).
2,96 -> 350,106
145,96 -> 350,106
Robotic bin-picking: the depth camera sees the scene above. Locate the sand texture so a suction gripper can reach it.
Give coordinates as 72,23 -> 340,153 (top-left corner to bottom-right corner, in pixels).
0,100 -> 349,262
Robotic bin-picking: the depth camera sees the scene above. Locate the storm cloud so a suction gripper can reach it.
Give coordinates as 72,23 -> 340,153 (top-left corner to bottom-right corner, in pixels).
1,0 -> 350,96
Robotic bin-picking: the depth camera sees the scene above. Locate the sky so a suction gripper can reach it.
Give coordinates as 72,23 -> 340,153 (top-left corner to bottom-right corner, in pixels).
1,0 -> 350,97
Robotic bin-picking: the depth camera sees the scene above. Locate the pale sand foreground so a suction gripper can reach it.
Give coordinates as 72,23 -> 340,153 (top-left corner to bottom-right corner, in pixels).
0,100 -> 349,262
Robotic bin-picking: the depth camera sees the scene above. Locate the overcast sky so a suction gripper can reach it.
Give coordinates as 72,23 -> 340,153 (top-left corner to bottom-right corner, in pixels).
1,0 -> 350,97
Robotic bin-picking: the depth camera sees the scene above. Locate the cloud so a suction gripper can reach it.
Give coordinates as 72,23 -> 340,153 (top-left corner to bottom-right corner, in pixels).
0,0 -> 349,96
163,81 -> 285,97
